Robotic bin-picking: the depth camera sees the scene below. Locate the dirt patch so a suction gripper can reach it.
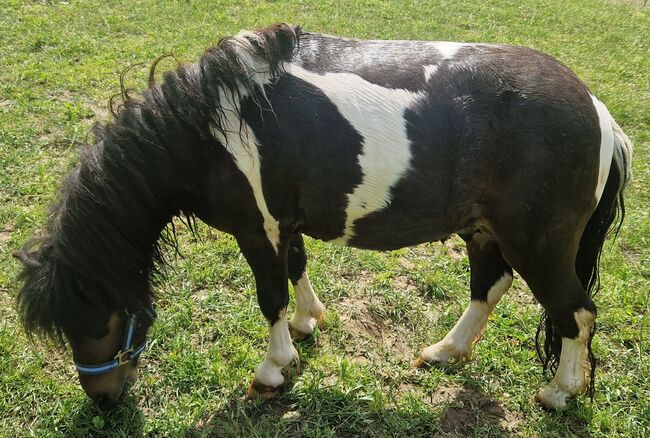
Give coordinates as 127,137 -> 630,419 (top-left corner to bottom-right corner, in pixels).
392,274 -> 417,294
335,295 -> 415,364
0,286 -> 15,321
620,243 -> 641,266
0,227 -> 14,255
432,384 -> 523,436
0,98 -> 14,113
192,287 -> 211,303
608,0 -> 648,5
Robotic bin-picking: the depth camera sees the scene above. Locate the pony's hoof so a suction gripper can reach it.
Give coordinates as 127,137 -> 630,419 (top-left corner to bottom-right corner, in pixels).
289,308 -> 325,341
413,357 -> 434,368
245,380 -> 281,401
415,343 -> 468,368
289,323 -> 313,341
535,384 -> 570,410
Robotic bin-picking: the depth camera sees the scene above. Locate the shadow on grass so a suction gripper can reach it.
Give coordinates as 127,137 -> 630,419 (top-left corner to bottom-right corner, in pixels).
65,394 -> 144,437
184,381 -> 518,437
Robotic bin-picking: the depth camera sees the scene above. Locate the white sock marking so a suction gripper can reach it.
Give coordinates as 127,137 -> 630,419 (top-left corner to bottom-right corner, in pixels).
486,272 -> 513,307
255,310 -> 296,387
589,94 -> 615,204
287,64 -> 426,244
537,308 -> 594,409
290,273 -> 325,335
420,272 -> 512,362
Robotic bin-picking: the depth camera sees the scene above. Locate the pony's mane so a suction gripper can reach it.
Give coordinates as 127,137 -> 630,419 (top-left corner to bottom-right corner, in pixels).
16,23 -> 301,344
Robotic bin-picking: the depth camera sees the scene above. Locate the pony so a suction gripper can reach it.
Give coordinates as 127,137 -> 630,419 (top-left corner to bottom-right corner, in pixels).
15,23 -> 632,411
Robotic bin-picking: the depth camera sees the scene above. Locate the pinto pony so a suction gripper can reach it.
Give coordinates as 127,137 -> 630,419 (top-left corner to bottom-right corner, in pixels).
16,24 -> 632,410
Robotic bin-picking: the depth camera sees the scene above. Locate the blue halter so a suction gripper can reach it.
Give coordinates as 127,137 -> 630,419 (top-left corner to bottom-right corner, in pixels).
74,306 -> 157,375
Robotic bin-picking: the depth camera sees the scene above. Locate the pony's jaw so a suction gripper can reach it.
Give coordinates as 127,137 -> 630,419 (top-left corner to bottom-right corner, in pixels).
78,363 -> 138,409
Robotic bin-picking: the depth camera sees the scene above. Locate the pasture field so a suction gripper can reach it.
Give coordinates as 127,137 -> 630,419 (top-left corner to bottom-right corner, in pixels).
0,0 -> 648,436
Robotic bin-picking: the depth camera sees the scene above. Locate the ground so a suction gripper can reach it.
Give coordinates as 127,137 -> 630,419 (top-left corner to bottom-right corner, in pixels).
0,0 -> 648,436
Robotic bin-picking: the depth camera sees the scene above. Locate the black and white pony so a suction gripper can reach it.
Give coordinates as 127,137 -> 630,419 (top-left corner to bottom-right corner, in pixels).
16,24 -> 632,411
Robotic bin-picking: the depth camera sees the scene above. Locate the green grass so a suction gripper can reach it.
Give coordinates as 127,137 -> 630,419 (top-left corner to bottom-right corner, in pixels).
1,0 -> 648,436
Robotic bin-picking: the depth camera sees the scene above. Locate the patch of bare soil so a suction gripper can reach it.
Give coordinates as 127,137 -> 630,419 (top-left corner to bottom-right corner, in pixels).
620,242 -> 642,266
0,227 -> 13,248
335,295 -> 415,364
608,0 -> 647,5
0,286 -> 15,320
192,287 -> 211,304
431,384 -> 523,436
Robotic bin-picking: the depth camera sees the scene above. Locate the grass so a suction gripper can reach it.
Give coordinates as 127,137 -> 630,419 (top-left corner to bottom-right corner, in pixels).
0,0 -> 648,436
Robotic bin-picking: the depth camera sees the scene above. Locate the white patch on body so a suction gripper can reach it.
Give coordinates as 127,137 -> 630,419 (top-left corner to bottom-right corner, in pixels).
536,308 -> 595,410
211,113 -> 281,253
208,37 -> 281,253
287,64 -> 426,245
289,273 -> 326,336
589,94 -> 615,204
429,41 -> 469,60
424,64 -> 439,82
418,272 -> 513,364
254,310 -> 298,388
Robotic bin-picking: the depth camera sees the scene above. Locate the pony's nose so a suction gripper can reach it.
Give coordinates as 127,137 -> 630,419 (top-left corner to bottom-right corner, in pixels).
92,393 -> 119,411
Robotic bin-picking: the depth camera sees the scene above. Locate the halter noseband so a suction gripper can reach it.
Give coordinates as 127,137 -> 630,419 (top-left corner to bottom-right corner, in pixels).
74,306 -> 157,375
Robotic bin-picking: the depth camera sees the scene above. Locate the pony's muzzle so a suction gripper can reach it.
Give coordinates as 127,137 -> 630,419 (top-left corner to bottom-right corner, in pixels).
93,392 -> 119,411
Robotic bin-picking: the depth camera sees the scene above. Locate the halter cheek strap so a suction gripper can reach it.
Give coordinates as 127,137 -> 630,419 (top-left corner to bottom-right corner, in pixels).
74,306 -> 157,375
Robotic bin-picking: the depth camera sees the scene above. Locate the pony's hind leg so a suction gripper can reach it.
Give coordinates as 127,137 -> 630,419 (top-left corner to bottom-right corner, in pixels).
415,233 -> 513,367
287,234 -> 326,340
496,224 -> 596,410
524,267 -> 596,410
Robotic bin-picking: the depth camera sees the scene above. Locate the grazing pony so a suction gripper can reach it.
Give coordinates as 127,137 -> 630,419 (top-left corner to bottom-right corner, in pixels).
16,24 -> 632,410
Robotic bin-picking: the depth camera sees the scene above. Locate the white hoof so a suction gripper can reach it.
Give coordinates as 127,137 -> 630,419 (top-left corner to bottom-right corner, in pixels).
535,384 -> 571,410
415,341 -> 470,367
289,298 -> 325,339
289,315 -> 319,338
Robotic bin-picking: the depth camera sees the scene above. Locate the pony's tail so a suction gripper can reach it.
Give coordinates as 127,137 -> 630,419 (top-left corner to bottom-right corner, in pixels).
536,111 -> 633,398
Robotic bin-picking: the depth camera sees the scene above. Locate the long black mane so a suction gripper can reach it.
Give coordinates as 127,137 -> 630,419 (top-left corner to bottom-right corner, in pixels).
16,23 -> 301,344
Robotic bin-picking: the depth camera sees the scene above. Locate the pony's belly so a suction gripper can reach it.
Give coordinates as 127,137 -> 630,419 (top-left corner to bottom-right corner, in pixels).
342,229 -> 451,251
304,214 -> 450,251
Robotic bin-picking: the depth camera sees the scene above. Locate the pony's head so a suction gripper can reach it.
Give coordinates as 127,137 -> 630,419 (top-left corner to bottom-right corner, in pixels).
16,233 -> 156,409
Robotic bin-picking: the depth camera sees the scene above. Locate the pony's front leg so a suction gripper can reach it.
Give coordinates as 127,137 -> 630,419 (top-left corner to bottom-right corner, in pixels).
237,234 -> 298,400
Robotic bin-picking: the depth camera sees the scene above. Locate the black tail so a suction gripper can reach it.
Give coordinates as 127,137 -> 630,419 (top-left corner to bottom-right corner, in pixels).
536,116 -> 633,397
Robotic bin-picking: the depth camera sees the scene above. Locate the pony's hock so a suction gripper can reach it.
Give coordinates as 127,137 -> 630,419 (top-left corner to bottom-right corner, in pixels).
15,23 -> 632,411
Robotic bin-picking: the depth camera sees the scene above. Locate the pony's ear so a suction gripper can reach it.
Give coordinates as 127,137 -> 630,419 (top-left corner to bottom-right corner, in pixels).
15,238 -> 63,343
271,23 -> 300,58
14,238 -> 51,267
255,23 -> 300,61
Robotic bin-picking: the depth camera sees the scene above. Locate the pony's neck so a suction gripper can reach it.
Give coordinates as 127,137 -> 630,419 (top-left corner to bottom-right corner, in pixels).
53,108 -> 207,310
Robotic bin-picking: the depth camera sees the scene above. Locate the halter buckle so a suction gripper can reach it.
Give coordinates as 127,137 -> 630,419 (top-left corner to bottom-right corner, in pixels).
114,346 -> 134,366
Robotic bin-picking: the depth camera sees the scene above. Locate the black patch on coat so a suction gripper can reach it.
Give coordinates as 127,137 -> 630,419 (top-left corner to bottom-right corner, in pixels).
240,75 -> 364,241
